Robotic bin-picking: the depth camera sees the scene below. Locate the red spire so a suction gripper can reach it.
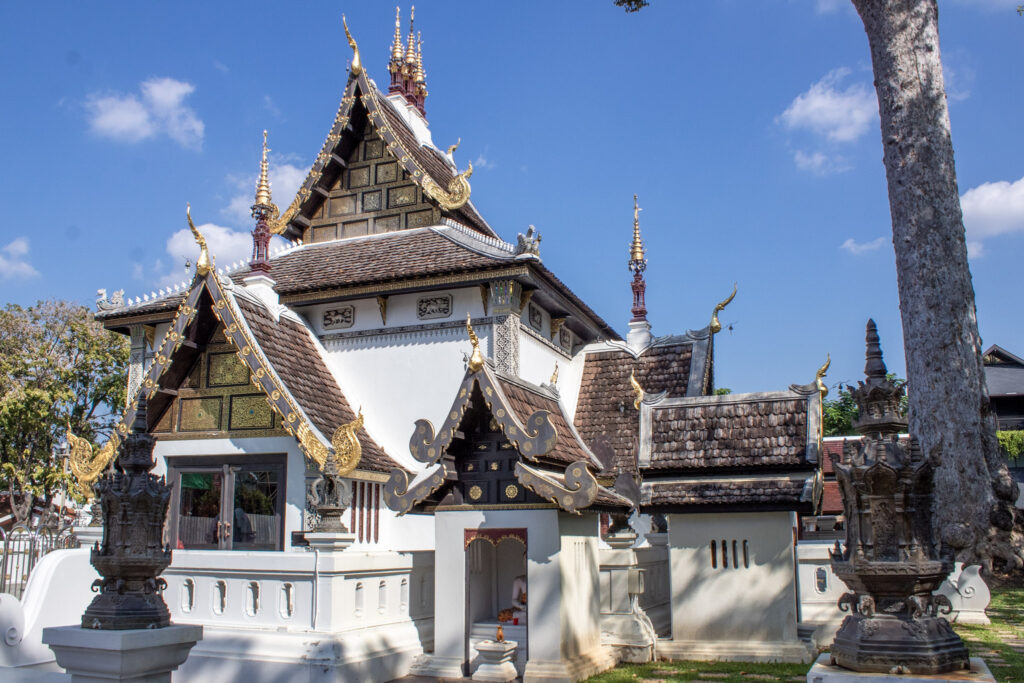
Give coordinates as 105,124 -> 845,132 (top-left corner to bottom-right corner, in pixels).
250,130 -> 274,274
628,194 -> 647,323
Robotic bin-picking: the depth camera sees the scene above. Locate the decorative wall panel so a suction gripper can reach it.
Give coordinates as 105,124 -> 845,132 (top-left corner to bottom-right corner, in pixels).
229,394 -> 275,430
179,397 -> 222,432
323,306 -> 355,330
207,352 -> 250,387
416,294 -> 452,320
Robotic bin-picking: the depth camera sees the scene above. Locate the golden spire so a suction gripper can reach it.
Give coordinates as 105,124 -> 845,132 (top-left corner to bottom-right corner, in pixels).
630,193 -> 645,263
343,14 -> 362,76
390,6 -> 404,63
709,283 -> 737,334
405,6 -> 417,65
550,362 -> 559,385
254,129 -> 272,207
466,313 -> 484,373
414,32 -> 426,84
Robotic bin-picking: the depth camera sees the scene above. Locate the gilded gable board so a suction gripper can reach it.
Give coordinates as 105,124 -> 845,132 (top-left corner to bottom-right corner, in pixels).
304,129 -> 440,244
151,323 -> 286,439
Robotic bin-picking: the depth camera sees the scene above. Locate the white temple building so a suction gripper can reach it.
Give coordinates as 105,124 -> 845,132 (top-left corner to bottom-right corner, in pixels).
0,10 -> 831,682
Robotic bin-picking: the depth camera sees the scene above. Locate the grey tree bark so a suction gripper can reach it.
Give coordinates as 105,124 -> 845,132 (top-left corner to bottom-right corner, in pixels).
851,0 -> 1021,568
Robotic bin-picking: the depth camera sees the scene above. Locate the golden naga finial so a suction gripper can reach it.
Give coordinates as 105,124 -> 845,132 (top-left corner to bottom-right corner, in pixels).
186,204 -> 214,276
423,162 -> 473,210
630,193 -> 645,264
466,313 -> 485,373
66,426 -> 118,500
709,283 -> 737,334
391,6 -> 404,63
254,129 -> 273,207
331,408 -> 365,476
815,353 -> 831,398
343,14 -> 362,76
447,138 -> 461,156
550,362 -> 559,385
629,369 -> 645,410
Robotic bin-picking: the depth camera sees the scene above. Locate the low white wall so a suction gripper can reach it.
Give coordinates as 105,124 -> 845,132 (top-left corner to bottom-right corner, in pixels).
635,543 -> 670,636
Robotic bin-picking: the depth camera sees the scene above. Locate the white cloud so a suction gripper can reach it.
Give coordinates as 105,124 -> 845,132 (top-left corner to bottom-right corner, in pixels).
0,237 -> 40,279
263,95 -> 282,119
213,60 -> 230,73
223,160 -> 307,226
960,176 -> 1024,257
778,68 -> 877,143
85,77 -> 204,149
794,150 -> 851,175
812,0 -> 847,13
841,236 -> 887,254
473,154 -> 496,171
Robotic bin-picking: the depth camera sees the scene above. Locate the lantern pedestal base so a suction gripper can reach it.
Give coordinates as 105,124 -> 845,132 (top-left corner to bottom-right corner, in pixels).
807,654 -> 993,683
829,614 -> 969,675
43,624 -> 202,682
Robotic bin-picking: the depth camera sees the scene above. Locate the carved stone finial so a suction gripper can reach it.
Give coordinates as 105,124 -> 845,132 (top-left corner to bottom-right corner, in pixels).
515,226 -> 542,259
864,318 -> 888,380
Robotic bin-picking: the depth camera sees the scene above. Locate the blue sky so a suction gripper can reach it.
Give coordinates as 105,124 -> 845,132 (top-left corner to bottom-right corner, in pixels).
1,1 -> 1021,394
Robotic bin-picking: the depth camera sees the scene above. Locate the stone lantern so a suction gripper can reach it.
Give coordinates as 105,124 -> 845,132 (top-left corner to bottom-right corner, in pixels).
81,397 -> 173,630
828,320 -> 969,674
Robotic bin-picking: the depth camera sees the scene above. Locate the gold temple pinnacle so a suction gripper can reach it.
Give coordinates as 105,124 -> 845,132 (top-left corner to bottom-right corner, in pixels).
254,130 -> 272,207
405,6 -> 417,65
391,7 -> 404,63
630,194 -> 645,264
710,283 -> 737,335
815,353 -> 831,398
186,204 -> 214,276
415,33 -> 426,84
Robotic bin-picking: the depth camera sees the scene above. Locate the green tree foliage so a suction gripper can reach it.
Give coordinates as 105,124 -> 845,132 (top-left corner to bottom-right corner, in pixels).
822,374 -> 908,437
0,301 -> 128,526
713,387 -> 733,396
998,431 -> 1024,461
614,0 -> 649,12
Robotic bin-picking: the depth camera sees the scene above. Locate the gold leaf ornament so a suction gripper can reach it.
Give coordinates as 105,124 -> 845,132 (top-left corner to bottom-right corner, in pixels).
297,422 -> 328,469
330,409 -> 364,476
423,162 -> 473,210
66,428 -> 119,499
629,369 -> 645,410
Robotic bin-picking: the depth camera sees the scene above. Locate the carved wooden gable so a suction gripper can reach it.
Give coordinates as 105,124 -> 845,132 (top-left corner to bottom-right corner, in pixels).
152,323 -> 286,438
304,120 -> 441,244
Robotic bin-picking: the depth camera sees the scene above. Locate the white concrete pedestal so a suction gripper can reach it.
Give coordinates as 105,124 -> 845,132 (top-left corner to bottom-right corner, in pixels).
473,639 -> 518,682
305,531 -> 356,551
806,654 -> 994,683
42,624 -> 202,682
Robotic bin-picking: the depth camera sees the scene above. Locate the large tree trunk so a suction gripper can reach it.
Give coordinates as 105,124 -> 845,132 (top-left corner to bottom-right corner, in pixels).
851,0 -> 1021,569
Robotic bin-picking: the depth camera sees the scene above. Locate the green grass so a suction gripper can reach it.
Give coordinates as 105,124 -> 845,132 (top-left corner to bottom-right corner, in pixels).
585,588 -> 1024,683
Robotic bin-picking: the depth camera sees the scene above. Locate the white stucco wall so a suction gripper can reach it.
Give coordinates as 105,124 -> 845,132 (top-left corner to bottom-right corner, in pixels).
667,511 -> 799,645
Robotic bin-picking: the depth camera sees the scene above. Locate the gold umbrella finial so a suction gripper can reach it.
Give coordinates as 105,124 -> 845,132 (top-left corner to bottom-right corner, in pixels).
815,353 -> 831,398
391,6 -> 404,62
343,15 -> 362,76
254,129 -> 272,207
466,313 -> 484,373
186,204 -> 214,276
630,193 -> 645,264
414,32 -> 426,84
405,6 -> 417,65
710,283 -> 737,334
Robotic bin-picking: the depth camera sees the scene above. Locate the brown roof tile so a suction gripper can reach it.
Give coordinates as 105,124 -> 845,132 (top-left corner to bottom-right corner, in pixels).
646,397 -> 811,472
574,343 -> 694,475
234,296 -> 398,473
643,477 -> 812,511
495,377 -> 589,467
821,481 -> 843,514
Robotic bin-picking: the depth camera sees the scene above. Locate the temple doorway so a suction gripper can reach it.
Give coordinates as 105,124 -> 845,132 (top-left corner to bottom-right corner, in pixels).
465,531 -> 528,676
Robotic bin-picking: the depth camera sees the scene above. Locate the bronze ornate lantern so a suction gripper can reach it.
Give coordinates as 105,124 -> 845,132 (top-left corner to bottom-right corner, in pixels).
82,398 -> 173,630
829,320 -> 968,674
